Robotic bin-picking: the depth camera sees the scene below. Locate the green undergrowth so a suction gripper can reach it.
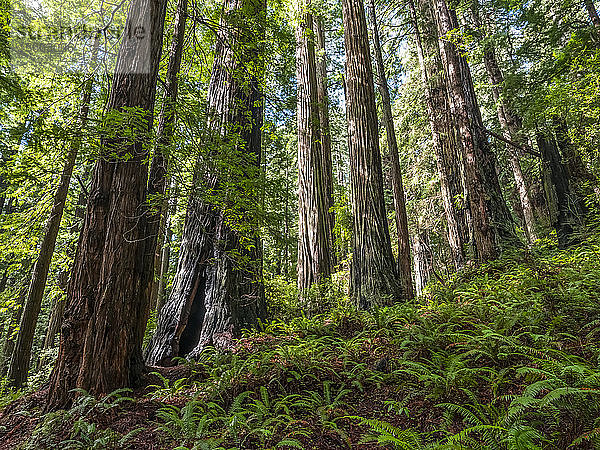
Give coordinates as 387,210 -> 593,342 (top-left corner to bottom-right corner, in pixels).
13,236 -> 600,449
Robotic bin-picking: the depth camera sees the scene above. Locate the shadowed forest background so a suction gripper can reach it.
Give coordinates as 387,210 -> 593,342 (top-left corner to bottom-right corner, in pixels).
1,0 -> 600,447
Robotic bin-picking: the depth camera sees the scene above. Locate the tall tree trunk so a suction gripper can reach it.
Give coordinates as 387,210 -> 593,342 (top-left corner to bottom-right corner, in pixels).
470,3 -> 538,243
146,0 -> 188,313
413,230 -> 434,296
584,0 -> 600,36
433,0 -> 515,261
36,270 -> 69,370
0,269 -> 7,296
1,285 -> 26,377
8,39 -> 99,388
410,0 -> 467,269
296,2 -> 332,302
156,218 -> 173,313
367,0 -> 414,299
42,294 -> 65,351
313,15 -> 337,268
342,0 -> 402,309
41,180 -> 89,359
0,184 -> 5,215
183,0 -> 267,359
150,204 -> 169,309
0,269 -> 9,359
47,0 -> 168,410
536,133 -> 580,248
146,0 -> 267,366
156,183 -> 178,313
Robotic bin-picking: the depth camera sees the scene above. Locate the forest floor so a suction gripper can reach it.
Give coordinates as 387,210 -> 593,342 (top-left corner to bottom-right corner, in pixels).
2,236 -> 600,449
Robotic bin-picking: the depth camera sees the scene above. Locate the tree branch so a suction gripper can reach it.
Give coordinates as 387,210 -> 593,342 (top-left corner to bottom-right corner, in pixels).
480,126 -> 541,158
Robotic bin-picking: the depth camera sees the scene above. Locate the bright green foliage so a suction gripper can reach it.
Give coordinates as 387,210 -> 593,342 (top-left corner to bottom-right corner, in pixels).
1,0 -> 600,446
14,236 -> 600,448
22,388 -> 138,449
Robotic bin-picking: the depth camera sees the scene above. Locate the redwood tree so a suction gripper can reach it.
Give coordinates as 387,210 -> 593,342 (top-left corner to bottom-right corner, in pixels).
367,0 -> 414,298
296,2 -> 333,299
470,2 -> 538,243
313,15 -> 336,266
433,0 -> 515,261
47,0 -> 168,409
409,0 -> 468,269
146,0 -> 188,311
342,0 -> 402,308
584,0 -> 600,38
146,0 -> 266,365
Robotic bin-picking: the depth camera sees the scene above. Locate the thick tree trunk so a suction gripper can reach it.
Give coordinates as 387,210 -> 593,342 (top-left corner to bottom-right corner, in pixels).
471,3 -> 538,243
146,0 -> 266,366
313,16 -> 336,268
433,0 -> 515,261
47,0 -> 168,410
342,0 -> 402,309
367,0 -> 414,299
537,134 -> 581,248
413,230 -> 434,296
296,3 -> 332,301
410,0 -> 467,269
8,40 -> 99,388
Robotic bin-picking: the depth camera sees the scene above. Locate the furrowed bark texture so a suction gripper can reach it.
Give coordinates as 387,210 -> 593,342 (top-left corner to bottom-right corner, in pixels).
470,3 -> 538,243
8,40 -> 99,388
296,4 -> 333,300
536,134 -> 580,248
47,0 -> 168,410
146,0 -> 266,366
410,0 -> 467,269
367,0 -> 414,299
342,0 -> 402,309
433,0 -> 515,261
313,16 -> 337,267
